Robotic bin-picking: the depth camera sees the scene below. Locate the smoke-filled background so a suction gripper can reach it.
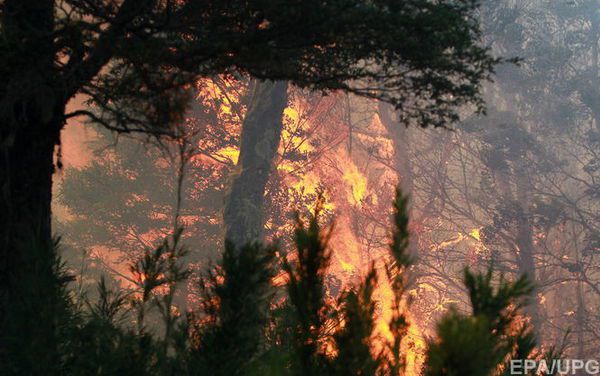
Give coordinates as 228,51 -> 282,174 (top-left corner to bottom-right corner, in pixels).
53,0 -> 599,364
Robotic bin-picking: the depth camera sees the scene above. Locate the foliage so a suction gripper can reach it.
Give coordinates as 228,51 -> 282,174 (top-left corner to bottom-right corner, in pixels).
57,97 -> 236,263
1,1 -> 505,363
425,268 -> 536,376
0,190 -> 552,376
345,0 -> 599,355
1,0 -> 501,132
1,237 -> 74,376
191,241 -> 277,376
332,266 -> 380,376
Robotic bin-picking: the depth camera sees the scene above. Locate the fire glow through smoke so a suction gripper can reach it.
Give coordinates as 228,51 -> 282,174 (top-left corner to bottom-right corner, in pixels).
54,79 -> 505,375
273,90 -> 428,374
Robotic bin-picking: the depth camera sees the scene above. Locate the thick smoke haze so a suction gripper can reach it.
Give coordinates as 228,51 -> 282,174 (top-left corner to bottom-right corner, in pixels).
52,0 -> 599,362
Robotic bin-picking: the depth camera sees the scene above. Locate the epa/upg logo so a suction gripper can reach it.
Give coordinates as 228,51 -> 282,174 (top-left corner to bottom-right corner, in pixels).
510,359 -> 600,375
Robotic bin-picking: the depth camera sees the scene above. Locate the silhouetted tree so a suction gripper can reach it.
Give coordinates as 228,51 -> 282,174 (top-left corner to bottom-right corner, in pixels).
425,268 -> 536,376
0,2 -> 501,343
3,187 -> 560,376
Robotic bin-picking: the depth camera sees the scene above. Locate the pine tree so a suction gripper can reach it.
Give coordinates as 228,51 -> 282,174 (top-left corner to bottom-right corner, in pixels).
191,241 -> 277,376
1,189 -> 561,376
281,207 -> 334,376
1,3 -> 502,344
424,268 -> 537,376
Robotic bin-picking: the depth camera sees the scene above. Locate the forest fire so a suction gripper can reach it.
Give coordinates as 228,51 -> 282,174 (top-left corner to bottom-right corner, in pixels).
54,57 -> 599,371
3,1 -> 598,375
57,76 -> 434,370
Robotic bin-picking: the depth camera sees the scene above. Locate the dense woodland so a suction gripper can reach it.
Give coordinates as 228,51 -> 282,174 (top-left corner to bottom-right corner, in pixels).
0,0 -> 598,375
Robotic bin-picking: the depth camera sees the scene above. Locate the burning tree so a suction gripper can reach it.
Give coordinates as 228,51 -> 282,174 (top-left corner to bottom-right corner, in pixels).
1,3 -> 502,351
5,187 -> 553,375
310,0 -> 600,359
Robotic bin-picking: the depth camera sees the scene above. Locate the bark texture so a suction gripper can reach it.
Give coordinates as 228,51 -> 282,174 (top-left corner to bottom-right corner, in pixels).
223,80 -> 288,247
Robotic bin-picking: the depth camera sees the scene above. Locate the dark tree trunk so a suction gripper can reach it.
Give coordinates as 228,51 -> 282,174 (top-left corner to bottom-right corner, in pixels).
223,80 -> 288,247
1,0 -> 59,288
0,119 -> 62,365
0,1 -> 66,365
0,121 -> 58,261
1,0 -> 58,241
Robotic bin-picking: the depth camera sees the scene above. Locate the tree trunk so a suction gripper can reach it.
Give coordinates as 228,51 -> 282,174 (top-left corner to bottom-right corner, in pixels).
514,165 -> 541,334
378,103 -> 413,194
223,80 -> 288,247
377,103 -> 420,262
0,118 -> 61,361
1,0 -> 59,290
0,122 -> 58,257
0,1 -> 65,365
